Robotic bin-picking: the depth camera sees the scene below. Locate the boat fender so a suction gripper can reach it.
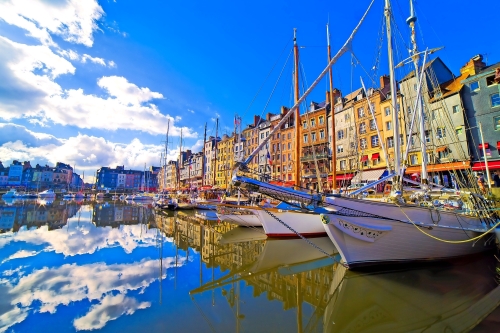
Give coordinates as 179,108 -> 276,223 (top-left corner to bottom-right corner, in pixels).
320,214 -> 330,224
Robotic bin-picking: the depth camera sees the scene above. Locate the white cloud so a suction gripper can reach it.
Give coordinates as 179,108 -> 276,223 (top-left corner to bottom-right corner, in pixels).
188,109 -> 195,114
81,54 -> 106,66
0,124 -> 199,172
0,0 -> 104,47
108,60 -> 116,68
10,258 -> 181,314
2,250 -> 39,263
0,36 -> 196,137
73,294 -> 150,330
97,76 -> 163,106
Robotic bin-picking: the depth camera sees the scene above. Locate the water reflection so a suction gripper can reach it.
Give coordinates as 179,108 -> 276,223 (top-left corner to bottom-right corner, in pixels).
0,200 -> 498,332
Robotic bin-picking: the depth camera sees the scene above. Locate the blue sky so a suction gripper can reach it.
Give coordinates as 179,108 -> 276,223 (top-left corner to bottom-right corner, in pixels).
0,0 -> 498,182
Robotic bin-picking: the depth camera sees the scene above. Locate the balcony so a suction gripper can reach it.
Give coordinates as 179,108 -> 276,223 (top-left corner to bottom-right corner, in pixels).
300,153 -> 330,162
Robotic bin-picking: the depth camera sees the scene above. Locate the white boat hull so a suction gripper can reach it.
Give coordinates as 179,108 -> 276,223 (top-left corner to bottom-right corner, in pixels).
322,196 -> 495,268
252,208 -> 327,237
216,205 -> 262,227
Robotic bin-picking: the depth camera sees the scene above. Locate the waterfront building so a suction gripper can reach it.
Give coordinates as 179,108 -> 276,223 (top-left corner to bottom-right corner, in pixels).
180,152 -> 203,188
299,96 -> 330,191
215,134 -> 234,189
331,89 -> 357,187
203,136 -> 220,187
349,77 -> 390,185
0,170 -> 8,187
461,55 -> 500,175
269,107 -> 296,187
242,116 -> 262,180
7,160 -> 23,186
257,115 -> 271,182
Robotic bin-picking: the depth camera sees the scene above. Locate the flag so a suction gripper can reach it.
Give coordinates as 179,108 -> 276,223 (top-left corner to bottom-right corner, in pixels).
267,150 -> 272,166
234,116 -> 240,125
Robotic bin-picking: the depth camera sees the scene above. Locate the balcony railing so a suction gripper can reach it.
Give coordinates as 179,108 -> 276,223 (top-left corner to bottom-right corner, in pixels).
300,153 -> 330,162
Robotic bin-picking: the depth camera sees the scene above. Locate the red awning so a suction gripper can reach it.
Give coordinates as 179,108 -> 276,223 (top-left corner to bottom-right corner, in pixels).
200,185 -> 212,190
328,173 -> 354,181
497,141 -> 500,150
360,155 -> 368,162
478,143 -> 489,149
436,146 -> 447,153
472,160 -> 500,171
371,153 -> 380,160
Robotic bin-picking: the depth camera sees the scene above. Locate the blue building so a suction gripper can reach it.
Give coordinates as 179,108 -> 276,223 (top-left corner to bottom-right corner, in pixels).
461,55 -> 500,175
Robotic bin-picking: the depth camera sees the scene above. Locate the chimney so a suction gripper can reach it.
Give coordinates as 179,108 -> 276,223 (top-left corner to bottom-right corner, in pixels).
460,55 -> 486,76
280,106 -> 289,115
326,91 -> 331,105
380,75 -> 390,89
253,115 -> 261,126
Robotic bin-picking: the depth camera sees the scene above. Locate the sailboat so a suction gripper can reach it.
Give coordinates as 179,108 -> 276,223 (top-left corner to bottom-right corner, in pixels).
231,0 -> 499,268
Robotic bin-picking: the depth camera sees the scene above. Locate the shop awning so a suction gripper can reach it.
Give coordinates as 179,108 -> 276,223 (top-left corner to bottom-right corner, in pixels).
472,160 -> 500,171
478,143 -> 489,149
371,153 -> 380,160
351,168 -> 386,183
360,155 -> 368,162
405,161 -> 471,173
328,173 -> 354,181
200,185 -> 213,190
497,141 -> 500,150
436,146 -> 447,152
269,180 -> 295,187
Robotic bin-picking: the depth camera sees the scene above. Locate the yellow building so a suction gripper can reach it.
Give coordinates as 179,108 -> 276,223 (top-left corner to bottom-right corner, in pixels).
216,133 -> 234,189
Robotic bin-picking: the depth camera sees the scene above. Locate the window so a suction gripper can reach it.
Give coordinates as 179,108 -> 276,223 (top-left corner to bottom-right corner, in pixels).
431,110 -> 436,120
282,144 -> 285,151
425,130 -> 431,143
455,126 -> 463,135
311,118 -> 316,127
266,131 -> 269,137
360,138 -> 367,149
359,122 -> 366,134
337,145 -> 344,154
320,130 -> 325,139
260,133 -> 264,139
303,134 -> 308,143
288,133 -> 291,139
387,136 -> 394,148
272,144 -> 275,152
357,107 -> 365,118
491,93 -> 500,107
470,81 -> 479,91
337,130 -> 344,140
437,127 -> 446,139
371,135 -> 379,147
288,143 -> 291,150
344,113 -> 350,121
486,75 -> 498,86
319,116 -> 324,124
386,121 -> 392,131
410,134 -> 416,146
339,160 -> 346,170
288,153 -> 291,161
369,103 -> 375,114
369,119 -> 376,130
384,107 -> 390,116
303,121 -> 307,129
438,149 -> 449,160
452,105 -> 459,114
494,116 -> 500,131
312,132 -> 317,141
410,154 -> 418,165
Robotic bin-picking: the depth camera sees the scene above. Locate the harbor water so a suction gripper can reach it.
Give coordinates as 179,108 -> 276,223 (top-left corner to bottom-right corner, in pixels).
0,199 -> 499,332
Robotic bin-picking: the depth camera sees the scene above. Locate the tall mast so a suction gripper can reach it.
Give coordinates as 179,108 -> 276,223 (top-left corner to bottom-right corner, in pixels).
327,23 -> 337,191
178,129 -> 182,191
385,0 -> 401,189
164,120 -> 170,191
293,28 -> 301,189
407,0 -> 428,188
213,118 -> 219,187
202,122 -> 207,186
